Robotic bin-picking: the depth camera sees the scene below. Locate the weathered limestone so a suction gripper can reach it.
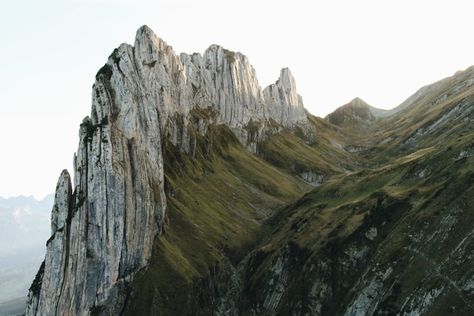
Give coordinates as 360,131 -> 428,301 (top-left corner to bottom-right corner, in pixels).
26,171 -> 71,316
26,25 -> 309,315
50,170 -> 72,235
263,68 -> 307,127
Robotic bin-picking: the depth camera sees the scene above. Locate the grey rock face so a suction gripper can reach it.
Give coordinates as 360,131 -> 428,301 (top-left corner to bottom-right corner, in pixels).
26,171 -> 71,316
50,170 -> 72,235
26,25 -> 308,315
263,68 -> 307,127
299,171 -> 325,186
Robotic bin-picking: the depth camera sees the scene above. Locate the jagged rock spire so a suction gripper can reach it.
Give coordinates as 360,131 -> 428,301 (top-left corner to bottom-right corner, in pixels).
50,170 -> 72,235
263,68 -> 307,126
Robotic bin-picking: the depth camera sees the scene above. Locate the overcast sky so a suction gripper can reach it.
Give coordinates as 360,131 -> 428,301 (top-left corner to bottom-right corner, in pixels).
1,0 -> 474,198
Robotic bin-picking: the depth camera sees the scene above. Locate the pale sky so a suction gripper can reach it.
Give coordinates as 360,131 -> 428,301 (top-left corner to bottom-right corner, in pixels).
1,0 -> 474,198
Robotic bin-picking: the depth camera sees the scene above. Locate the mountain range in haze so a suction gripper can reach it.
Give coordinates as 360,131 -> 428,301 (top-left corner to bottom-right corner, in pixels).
0,195 -> 53,315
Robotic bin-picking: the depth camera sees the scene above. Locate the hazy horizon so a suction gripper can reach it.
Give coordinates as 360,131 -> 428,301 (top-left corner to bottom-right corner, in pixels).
1,0 -> 474,198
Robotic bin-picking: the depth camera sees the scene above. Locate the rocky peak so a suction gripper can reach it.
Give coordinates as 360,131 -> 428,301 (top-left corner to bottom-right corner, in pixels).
50,170 -> 72,235
263,67 -> 307,126
348,97 -> 370,108
200,43 -> 267,129
276,68 -> 300,105
135,25 -> 172,58
326,97 -> 377,126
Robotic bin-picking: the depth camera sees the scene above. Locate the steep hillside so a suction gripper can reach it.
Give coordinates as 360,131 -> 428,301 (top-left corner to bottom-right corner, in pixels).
366,66 -> 474,162
224,130 -> 474,315
124,79 -> 474,315
221,67 -> 474,315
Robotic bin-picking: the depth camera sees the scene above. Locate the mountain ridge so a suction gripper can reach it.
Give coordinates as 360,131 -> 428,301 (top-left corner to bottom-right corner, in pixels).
25,25 -> 474,316
25,25 -> 319,316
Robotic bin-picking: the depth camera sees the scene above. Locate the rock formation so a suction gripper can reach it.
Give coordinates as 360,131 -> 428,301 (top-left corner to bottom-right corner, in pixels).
263,68 -> 307,127
26,25 -> 309,315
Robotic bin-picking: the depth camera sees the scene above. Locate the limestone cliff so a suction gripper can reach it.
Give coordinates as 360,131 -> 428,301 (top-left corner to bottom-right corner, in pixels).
263,67 -> 307,127
26,25 -> 309,315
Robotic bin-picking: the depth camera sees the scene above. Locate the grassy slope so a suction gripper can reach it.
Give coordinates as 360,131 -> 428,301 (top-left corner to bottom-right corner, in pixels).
238,123 -> 474,314
124,66 -> 474,315
124,124 -> 324,315
123,107 -> 363,315
366,66 -> 474,162
234,68 -> 474,314
260,115 -> 360,176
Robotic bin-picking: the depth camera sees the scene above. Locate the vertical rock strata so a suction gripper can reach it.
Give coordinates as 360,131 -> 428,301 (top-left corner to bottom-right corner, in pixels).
26,25 -> 308,315
263,67 -> 307,127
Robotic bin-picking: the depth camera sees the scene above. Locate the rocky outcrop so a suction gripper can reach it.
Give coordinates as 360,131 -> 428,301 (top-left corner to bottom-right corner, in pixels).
26,25 -> 309,315
26,171 -> 71,316
126,26 -> 307,152
263,68 -> 307,127
50,171 -> 72,235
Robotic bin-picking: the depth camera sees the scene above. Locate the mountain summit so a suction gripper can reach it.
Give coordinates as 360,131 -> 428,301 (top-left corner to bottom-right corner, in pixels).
26,26 -> 474,315
326,97 -> 383,127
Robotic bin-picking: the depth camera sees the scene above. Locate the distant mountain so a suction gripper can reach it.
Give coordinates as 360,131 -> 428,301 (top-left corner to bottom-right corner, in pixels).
326,97 -> 377,127
0,297 -> 26,316
0,195 -> 53,305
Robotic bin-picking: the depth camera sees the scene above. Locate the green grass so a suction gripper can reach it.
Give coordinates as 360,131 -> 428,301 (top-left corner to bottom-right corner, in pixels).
123,124 -> 312,315
239,121 -> 474,313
